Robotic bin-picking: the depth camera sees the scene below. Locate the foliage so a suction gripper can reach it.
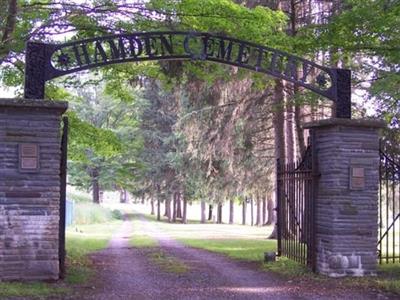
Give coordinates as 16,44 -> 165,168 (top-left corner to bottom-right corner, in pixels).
67,83 -> 143,196
297,0 -> 400,124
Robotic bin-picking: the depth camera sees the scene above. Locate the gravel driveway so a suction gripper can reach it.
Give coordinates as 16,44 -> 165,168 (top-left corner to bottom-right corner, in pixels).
71,215 -> 395,300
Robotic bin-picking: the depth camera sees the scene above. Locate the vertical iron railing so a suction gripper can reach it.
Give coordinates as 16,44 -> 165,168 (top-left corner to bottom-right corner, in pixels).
378,148 -> 400,264
277,141 -> 316,270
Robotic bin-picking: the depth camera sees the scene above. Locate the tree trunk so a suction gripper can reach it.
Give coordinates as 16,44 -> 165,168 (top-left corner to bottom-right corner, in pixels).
208,204 -> 213,221
285,87 -> 295,164
269,79 -> 285,237
92,186 -> 99,204
92,178 -> 100,204
295,104 -> 306,156
157,199 -> 161,221
266,196 -> 274,225
256,193 -> 262,226
99,190 -> 104,203
172,193 -> 177,223
176,193 -> 182,219
273,79 -> 286,164
182,196 -> 187,224
250,196 -> 254,226
119,189 -> 127,203
91,167 -> 100,204
201,201 -> 206,223
262,195 -> 267,225
1,0 -> 17,57
217,203 -> 223,224
229,199 -> 234,224
242,198 -> 247,225
164,196 -> 168,217
167,194 -> 172,222
268,193 -> 278,239
150,198 -> 155,215
157,185 -> 161,221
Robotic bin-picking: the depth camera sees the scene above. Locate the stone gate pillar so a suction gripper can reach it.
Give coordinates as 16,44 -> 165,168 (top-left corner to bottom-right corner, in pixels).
305,118 -> 385,277
0,99 -> 68,281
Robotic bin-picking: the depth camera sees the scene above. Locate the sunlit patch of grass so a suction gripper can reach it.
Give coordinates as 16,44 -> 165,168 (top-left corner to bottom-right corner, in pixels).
131,234 -> 158,247
0,282 -> 69,299
262,257 -> 311,277
148,251 -> 189,274
179,238 -> 276,262
130,215 -> 158,248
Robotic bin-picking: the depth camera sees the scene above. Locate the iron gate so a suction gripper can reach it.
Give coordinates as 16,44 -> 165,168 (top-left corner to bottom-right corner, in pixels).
378,148 -> 400,263
277,142 -> 316,271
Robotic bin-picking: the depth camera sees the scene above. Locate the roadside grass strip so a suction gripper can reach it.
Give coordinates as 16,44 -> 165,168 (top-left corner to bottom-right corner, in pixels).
148,251 -> 190,274
0,282 -> 69,299
180,238 -> 276,262
65,220 -> 122,284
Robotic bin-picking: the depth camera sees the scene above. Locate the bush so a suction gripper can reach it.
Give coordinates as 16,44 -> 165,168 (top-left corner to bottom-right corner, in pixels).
73,203 -> 122,225
111,209 -> 123,220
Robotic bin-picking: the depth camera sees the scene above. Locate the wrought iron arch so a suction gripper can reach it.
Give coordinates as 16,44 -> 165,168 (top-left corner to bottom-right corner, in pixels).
24,31 -> 351,118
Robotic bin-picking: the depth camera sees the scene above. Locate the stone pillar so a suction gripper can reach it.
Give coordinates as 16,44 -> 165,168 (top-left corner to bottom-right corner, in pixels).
304,118 -> 385,277
0,99 -> 68,281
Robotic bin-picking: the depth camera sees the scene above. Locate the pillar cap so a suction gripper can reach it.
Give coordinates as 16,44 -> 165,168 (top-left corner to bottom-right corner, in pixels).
303,118 -> 386,129
0,98 -> 68,113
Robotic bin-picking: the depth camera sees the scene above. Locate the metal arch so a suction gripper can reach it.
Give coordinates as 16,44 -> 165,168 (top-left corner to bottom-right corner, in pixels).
24,31 -> 351,118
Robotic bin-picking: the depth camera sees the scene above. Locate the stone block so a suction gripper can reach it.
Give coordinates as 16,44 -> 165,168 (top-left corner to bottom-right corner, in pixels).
0,99 -> 67,281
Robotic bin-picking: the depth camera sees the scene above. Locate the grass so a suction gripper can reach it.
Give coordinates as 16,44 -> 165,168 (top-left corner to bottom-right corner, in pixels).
371,263 -> 400,294
148,251 -> 189,274
0,282 -> 69,299
129,214 -> 158,248
67,189 -> 92,203
65,220 -> 123,284
180,238 -> 276,262
73,202 -> 123,225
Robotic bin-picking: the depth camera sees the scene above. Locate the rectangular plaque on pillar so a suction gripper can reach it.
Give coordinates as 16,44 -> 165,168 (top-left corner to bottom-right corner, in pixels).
19,143 -> 39,172
350,166 -> 365,190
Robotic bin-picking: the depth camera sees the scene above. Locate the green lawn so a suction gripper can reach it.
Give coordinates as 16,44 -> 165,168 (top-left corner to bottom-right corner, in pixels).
181,238 -> 276,261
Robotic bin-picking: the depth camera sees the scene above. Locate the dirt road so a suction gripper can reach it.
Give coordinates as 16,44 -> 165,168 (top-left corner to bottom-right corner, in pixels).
72,215 -> 394,300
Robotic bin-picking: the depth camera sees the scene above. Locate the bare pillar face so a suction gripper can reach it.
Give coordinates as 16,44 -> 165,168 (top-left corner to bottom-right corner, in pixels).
0,99 -> 68,281
305,118 -> 385,277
